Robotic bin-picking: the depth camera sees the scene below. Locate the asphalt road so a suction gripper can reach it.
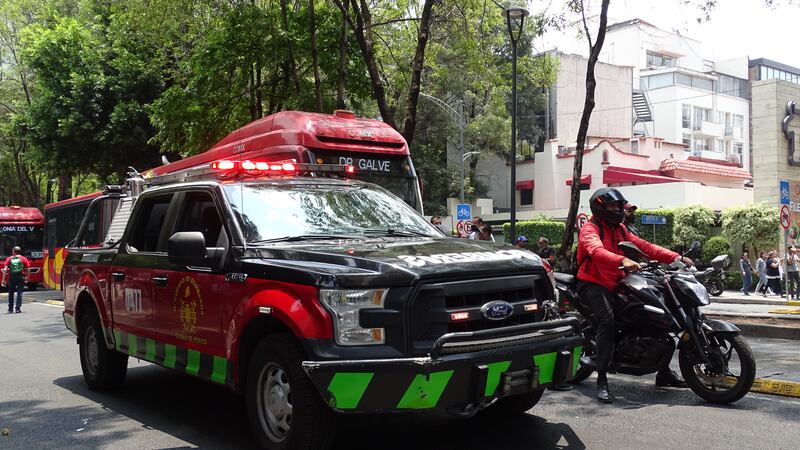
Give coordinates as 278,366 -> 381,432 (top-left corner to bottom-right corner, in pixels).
1,292 -> 799,449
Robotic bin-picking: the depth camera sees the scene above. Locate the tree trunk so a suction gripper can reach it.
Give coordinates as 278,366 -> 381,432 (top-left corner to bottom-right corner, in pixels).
333,0 -> 396,128
309,0 -> 324,112
57,173 -> 72,201
557,0 -> 610,267
336,5 -> 348,110
400,0 -> 436,148
279,0 -> 301,94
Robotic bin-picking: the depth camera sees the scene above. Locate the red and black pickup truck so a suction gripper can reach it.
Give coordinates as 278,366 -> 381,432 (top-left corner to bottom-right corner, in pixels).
61,161 -> 583,450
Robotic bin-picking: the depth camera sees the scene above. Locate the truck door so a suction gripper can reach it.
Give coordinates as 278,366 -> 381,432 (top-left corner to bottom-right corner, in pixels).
152,189 -> 233,358
110,193 -> 175,341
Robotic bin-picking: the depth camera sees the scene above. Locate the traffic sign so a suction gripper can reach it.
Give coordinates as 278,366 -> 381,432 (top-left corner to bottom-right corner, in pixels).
576,213 -> 589,229
780,180 -> 791,205
456,220 -> 473,238
781,205 -> 791,230
641,214 -> 667,225
456,203 -> 471,221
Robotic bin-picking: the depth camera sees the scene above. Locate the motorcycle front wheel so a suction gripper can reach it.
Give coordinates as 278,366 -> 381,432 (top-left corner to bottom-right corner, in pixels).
706,278 -> 724,296
678,332 -> 755,404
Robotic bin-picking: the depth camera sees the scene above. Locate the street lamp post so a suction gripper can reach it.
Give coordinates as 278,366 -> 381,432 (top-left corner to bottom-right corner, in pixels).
503,5 -> 529,243
418,93 -> 467,203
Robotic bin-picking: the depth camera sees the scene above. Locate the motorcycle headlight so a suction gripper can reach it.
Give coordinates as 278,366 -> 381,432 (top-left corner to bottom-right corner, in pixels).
687,281 -> 711,306
319,289 -> 387,345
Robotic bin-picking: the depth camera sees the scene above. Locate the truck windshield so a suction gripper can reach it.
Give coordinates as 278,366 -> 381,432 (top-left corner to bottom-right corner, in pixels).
224,183 -> 439,243
0,225 -> 44,259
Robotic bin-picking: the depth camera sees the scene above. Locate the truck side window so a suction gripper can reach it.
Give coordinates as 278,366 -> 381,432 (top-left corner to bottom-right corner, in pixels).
174,192 -> 227,248
128,194 -> 173,253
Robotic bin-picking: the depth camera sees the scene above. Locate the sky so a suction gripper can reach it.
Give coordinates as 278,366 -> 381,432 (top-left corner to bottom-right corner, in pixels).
534,0 -> 800,69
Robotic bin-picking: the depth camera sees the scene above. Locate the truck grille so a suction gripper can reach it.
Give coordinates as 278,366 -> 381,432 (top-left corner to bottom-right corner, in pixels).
410,275 -> 550,353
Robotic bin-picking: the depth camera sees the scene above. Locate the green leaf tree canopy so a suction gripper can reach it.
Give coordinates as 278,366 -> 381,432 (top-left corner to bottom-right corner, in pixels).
722,203 -> 779,256
673,205 -> 716,248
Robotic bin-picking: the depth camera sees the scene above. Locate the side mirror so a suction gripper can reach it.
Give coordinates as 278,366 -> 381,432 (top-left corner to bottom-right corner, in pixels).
168,232 -> 207,265
618,241 -> 648,262
683,240 -> 702,258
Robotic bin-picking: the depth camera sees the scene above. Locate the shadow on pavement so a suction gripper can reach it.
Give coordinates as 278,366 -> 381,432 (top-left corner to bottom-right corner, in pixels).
52,365 -> 586,449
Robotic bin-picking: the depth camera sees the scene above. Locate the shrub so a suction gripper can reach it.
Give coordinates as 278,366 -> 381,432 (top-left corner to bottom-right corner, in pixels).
673,205 -> 715,247
502,220 -> 565,245
702,236 -> 731,262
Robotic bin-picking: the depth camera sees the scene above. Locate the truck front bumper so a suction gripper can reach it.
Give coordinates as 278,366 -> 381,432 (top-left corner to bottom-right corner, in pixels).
302,316 -> 583,414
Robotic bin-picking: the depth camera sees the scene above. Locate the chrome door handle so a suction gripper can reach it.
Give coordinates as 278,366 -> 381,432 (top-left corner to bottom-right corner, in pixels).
151,276 -> 168,286
111,272 -> 125,281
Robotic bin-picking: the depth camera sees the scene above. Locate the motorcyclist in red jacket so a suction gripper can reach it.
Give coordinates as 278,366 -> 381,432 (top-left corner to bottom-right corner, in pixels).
576,188 -> 693,403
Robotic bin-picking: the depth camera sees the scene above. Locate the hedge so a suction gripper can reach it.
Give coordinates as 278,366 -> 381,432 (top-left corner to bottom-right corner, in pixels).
702,236 -> 731,263
502,220 -> 565,245
630,208 -> 675,248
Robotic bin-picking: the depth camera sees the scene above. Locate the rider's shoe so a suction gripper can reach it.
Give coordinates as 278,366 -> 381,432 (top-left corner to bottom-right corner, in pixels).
655,369 -> 689,388
596,382 -> 615,403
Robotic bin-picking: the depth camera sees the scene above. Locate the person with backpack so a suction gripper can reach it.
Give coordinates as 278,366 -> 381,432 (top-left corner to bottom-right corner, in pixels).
3,246 -> 30,313
576,188 -> 694,403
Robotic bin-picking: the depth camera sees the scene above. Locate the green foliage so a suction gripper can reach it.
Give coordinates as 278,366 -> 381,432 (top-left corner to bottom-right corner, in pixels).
630,208 -> 675,248
722,203 -> 779,255
501,220 -> 565,245
702,236 -> 731,262
673,205 -> 716,247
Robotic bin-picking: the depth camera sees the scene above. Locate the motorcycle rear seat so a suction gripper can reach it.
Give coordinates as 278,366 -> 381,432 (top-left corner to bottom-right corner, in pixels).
554,272 -> 578,287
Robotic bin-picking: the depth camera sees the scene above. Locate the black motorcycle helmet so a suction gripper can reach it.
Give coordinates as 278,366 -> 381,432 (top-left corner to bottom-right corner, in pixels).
589,188 -> 627,225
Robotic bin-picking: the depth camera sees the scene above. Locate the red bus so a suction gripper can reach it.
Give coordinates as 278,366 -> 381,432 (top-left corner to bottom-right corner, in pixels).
43,110 -> 421,289
0,206 -> 45,290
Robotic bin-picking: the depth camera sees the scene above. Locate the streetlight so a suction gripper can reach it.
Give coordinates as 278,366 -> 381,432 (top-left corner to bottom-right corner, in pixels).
503,4 -> 529,243
418,93 -> 467,203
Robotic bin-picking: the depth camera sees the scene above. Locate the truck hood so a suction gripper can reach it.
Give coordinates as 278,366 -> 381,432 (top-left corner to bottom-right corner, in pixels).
239,237 -> 546,287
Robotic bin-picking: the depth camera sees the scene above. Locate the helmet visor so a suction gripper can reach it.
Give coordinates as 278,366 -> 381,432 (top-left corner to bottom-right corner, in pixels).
595,190 -> 626,205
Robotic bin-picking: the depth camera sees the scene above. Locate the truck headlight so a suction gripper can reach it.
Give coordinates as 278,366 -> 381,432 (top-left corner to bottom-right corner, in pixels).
319,289 -> 387,345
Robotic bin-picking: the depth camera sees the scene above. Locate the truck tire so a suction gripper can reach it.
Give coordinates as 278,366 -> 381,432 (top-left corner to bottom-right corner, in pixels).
79,309 -> 128,390
485,389 -> 545,417
246,334 -> 335,450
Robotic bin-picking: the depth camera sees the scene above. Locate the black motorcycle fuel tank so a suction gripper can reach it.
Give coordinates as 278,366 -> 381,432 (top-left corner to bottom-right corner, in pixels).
615,274 -> 681,332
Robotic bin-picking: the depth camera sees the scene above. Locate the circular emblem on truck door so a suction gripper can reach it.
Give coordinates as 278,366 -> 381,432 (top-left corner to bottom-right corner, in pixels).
481,300 -> 514,321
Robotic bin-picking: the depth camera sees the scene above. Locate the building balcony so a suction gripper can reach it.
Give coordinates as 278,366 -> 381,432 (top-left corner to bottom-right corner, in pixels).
691,120 -> 724,138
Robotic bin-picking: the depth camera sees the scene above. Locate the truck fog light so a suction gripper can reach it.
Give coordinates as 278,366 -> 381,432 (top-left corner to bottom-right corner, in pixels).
319,289 -> 387,345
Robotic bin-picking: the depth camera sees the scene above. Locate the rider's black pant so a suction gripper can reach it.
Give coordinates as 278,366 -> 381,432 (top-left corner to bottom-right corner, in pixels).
578,281 -> 615,375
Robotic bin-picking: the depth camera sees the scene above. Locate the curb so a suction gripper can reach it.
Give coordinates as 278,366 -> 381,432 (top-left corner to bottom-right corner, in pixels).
724,376 -> 800,399
705,314 -> 800,340
713,297 -> 787,306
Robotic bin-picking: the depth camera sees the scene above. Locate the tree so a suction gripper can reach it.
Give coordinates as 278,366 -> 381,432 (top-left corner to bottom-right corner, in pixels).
673,205 -> 716,247
722,203 -> 780,256
557,0 -> 611,266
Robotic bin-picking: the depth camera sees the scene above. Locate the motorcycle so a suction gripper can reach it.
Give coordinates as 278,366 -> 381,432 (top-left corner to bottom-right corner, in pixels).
693,254 -> 730,297
552,241 -> 755,404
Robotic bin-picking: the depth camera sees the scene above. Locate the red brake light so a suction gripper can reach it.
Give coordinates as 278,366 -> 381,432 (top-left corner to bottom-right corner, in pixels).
345,165 -> 355,175
211,160 -> 237,170
241,160 -> 257,171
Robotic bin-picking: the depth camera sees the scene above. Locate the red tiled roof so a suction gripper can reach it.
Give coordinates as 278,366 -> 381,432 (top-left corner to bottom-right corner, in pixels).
659,158 -> 752,179
603,166 -> 684,184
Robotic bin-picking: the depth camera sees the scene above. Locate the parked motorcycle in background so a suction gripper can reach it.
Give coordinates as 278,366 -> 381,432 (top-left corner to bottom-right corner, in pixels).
694,255 -> 731,297
552,241 -> 755,404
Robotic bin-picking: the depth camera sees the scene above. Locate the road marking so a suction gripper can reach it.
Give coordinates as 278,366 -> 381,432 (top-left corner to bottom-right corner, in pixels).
45,300 -> 64,306
766,308 -> 800,314
723,376 -> 800,398
787,301 -> 800,306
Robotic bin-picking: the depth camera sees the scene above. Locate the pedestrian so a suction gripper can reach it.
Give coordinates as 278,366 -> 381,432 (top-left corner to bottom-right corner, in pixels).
784,245 -> 800,300
3,246 -> 30,313
765,251 -> 783,298
429,215 -> 446,235
623,203 -> 641,237
468,216 -> 484,240
537,237 -> 557,266
755,251 -> 768,295
478,223 -> 495,242
516,235 -> 528,248
739,251 -> 754,296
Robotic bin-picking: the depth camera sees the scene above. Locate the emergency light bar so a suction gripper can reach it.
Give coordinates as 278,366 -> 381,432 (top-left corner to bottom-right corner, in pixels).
209,159 -> 355,178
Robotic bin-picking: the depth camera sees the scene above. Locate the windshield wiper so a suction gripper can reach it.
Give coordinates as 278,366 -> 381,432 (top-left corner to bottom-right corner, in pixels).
361,228 -> 431,237
250,234 -> 366,244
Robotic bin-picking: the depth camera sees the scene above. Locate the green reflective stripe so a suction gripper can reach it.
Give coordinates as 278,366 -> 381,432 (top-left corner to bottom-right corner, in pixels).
186,349 -> 201,376
113,329 -> 122,351
327,373 -> 374,409
397,370 -> 453,409
572,346 -> 583,376
145,339 -> 157,361
164,344 -> 177,368
484,361 -> 512,397
128,333 -> 138,356
534,352 -> 557,384
211,356 -> 228,384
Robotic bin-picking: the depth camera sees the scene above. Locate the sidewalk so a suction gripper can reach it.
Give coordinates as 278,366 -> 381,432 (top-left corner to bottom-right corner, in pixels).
702,290 -> 800,340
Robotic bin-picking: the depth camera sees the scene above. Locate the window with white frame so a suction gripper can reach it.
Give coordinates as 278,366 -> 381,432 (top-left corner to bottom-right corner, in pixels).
733,142 -> 743,154
682,104 -> 691,129
694,139 -> 709,152
682,133 -> 691,149
630,139 -> 639,154
733,114 -> 744,136
646,50 -> 674,68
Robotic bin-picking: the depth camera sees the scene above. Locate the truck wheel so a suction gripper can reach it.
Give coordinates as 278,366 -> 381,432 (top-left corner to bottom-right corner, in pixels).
79,309 -> 128,390
246,334 -> 335,450
485,389 -> 545,417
